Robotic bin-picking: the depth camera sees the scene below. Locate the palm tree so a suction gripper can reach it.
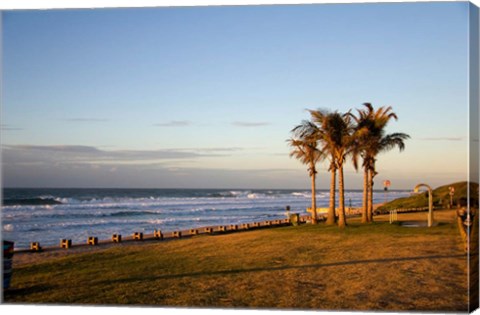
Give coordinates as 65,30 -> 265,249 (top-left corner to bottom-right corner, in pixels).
304,110 -> 337,225
287,120 -> 324,224
310,109 -> 355,228
352,103 -> 410,222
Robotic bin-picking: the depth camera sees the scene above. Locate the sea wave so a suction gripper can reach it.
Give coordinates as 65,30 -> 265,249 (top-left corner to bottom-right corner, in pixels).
2,198 -> 63,206
2,188 -> 412,249
2,224 -> 14,232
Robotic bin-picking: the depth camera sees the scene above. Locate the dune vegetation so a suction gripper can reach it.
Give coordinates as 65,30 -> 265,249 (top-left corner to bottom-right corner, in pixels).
377,181 -> 479,213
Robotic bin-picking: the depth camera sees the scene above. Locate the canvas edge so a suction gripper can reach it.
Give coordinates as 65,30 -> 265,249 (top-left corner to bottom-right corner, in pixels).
468,1 -> 480,313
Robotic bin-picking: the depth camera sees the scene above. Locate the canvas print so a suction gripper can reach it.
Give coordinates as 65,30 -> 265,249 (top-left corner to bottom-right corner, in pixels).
1,1 -> 479,313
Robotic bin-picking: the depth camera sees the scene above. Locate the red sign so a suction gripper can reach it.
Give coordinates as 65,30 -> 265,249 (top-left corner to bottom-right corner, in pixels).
383,180 -> 391,187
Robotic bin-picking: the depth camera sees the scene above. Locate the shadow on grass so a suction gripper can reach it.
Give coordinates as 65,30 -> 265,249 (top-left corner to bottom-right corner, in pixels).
3,284 -> 58,300
98,253 -> 467,286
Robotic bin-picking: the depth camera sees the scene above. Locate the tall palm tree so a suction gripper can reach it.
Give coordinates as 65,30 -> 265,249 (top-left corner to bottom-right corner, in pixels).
287,120 -> 323,224
352,103 -> 410,223
304,110 -> 337,225
310,109 -> 355,228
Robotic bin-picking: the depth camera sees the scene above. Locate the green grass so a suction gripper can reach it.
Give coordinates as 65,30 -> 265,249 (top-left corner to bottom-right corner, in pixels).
4,210 -> 469,311
378,181 -> 479,212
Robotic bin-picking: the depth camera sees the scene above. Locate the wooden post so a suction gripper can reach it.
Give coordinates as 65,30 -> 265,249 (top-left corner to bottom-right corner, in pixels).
30,242 -> 42,252
112,234 -> 122,242
87,237 -> 98,246
133,232 -> 143,241
154,230 -> 163,239
60,239 -> 72,249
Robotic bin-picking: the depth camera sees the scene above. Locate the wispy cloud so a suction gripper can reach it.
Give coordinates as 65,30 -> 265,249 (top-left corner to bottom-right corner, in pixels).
232,121 -> 270,127
1,124 -> 23,131
154,121 -> 192,127
417,137 -> 463,141
65,118 -> 109,122
175,147 -> 244,153
2,144 -> 227,166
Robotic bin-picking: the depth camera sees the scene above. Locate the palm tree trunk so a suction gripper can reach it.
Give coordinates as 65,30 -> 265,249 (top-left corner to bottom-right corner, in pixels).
338,166 -> 347,228
367,169 -> 374,222
311,173 -> 318,224
326,167 -> 336,225
361,167 -> 368,223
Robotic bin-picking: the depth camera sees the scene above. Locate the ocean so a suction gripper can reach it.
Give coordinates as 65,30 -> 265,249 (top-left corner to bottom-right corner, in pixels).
2,188 -> 411,249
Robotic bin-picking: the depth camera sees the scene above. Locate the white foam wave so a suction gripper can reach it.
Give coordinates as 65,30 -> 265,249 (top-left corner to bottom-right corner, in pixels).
291,192 -> 310,198
3,224 -> 14,232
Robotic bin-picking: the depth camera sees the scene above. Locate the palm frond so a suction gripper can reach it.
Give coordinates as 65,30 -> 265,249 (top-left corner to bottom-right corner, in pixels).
379,133 -> 410,152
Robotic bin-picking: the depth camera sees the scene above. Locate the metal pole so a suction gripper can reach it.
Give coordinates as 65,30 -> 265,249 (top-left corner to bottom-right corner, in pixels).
428,189 -> 433,227
414,183 -> 434,228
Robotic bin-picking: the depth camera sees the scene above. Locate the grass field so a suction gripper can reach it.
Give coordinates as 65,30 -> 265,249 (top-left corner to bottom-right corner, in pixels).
3,209 -> 469,312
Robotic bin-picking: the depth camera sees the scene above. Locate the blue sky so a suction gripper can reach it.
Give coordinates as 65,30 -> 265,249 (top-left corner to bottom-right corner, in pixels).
1,1 -> 473,189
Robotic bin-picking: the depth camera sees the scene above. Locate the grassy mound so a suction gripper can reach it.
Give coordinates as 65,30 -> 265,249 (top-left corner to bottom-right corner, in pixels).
377,181 -> 479,213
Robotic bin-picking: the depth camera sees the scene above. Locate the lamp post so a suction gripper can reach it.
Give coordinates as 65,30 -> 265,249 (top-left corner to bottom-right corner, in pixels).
414,183 -> 433,227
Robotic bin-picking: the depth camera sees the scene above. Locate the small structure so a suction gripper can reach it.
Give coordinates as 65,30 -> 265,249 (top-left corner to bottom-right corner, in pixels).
205,227 -> 214,234
414,183 -> 434,227
154,230 -> 163,239
172,231 -> 182,238
133,232 -> 143,241
241,223 -> 250,230
218,226 -> 226,232
60,239 -> 72,249
30,242 -> 42,252
112,234 -> 122,243
87,237 -> 98,246
229,224 -> 238,231
189,229 -> 199,235
389,210 -> 398,224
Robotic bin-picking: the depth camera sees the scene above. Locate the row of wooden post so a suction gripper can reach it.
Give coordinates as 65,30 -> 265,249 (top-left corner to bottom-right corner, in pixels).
29,217 -> 294,252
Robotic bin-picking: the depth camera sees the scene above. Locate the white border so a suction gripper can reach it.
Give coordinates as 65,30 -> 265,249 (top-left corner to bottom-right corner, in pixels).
0,0 -> 477,315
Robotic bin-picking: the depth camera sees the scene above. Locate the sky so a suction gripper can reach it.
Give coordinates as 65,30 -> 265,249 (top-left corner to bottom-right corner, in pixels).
0,0 -> 474,189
